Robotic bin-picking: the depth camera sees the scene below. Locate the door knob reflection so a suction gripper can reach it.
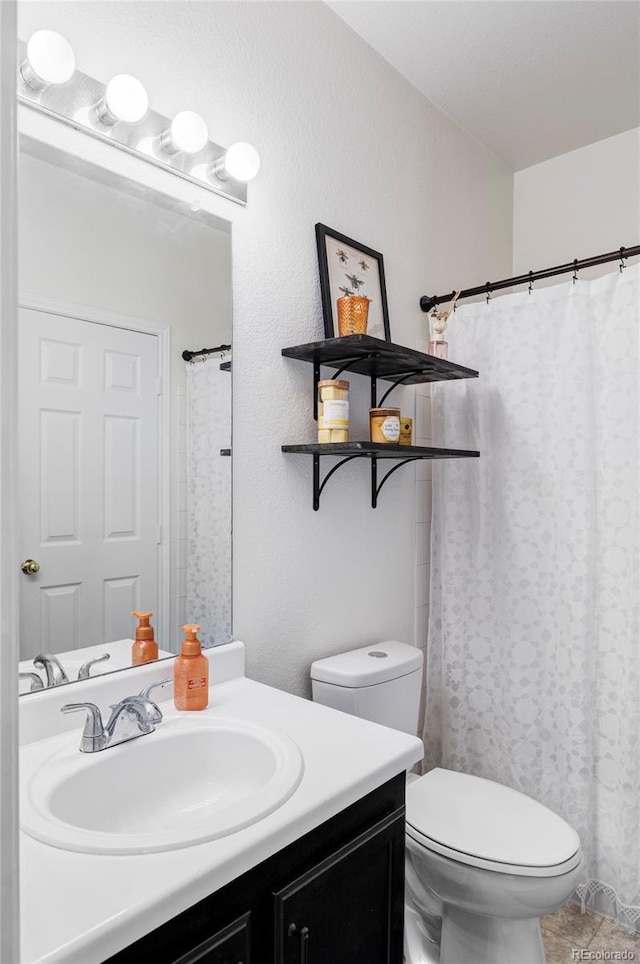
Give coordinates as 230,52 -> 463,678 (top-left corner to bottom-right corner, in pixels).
21,559 -> 40,575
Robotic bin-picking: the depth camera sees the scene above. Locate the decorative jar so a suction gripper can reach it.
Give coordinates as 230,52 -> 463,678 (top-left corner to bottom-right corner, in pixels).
318,379 -> 349,443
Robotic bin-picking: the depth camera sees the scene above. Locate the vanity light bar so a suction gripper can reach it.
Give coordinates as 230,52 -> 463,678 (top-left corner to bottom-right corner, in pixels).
17,35 -> 260,206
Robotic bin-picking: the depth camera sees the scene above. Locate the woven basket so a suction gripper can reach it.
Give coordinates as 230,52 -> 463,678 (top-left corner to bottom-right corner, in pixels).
337,296 -> 369,336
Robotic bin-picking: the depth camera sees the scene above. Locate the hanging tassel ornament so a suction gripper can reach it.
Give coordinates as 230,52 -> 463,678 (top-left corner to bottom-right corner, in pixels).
428,290 -> 460,360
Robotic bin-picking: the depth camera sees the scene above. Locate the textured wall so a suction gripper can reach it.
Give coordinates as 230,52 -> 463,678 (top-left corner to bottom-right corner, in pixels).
17,1 -> 513,696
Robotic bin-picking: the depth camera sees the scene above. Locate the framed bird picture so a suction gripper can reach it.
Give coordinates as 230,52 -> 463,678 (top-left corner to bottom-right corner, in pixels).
315,223 -> 391,341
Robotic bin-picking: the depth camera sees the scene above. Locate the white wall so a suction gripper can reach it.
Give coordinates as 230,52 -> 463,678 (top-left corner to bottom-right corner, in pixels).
17,1 -> 513,697
514,128 -> 640,273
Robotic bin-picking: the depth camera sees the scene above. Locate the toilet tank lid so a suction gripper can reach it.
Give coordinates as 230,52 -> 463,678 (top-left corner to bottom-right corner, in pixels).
310,641 -> 423,687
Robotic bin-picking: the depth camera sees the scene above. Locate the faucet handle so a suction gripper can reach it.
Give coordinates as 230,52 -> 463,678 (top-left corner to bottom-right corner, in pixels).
19,672 -> 44,692
61,702 -> 107,753
77,652 -> 111,680
139,678 -> 172,700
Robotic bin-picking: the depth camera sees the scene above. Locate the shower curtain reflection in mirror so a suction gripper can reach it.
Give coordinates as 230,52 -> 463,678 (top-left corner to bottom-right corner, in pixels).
185,354 -> 232,647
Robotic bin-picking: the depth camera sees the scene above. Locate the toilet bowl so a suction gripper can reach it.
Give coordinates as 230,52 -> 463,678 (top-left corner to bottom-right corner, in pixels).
404,768 -> 583,963
310,641 -> 583,964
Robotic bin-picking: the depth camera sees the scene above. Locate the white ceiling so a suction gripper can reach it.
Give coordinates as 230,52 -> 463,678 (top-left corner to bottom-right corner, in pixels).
328,1 -> 640,170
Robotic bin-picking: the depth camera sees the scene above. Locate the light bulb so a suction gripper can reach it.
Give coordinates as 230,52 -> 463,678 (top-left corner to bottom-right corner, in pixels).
158,110 -> 209,156
212,142 -> 260,182
95,74 -> 148,126
20,30 -> 75,90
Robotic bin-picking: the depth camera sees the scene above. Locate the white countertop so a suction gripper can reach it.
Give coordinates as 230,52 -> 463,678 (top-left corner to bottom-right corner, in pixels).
20,648 -> 423,963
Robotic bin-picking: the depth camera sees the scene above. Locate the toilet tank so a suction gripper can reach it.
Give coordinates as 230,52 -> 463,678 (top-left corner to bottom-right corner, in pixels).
310,640 -> 423,735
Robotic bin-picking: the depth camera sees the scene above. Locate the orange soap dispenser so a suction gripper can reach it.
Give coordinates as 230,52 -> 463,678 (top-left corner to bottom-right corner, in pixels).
131,611 -> 159,665
174,624 -> 209,711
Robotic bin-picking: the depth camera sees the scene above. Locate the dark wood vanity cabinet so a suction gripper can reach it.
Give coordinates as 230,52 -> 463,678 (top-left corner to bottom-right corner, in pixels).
173,913 -> 251,964
104,774 -> 405,964
274,809 -> 404,964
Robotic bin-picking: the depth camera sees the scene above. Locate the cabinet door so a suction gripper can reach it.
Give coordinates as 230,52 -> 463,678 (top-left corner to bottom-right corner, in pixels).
273,809 -> 405,964
173,912 -> 250,964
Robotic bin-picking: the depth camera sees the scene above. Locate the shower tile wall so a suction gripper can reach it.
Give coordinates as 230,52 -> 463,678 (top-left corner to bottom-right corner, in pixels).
415,386 -> 432,738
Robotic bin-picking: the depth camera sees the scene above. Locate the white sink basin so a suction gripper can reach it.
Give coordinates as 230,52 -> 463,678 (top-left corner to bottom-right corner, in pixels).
20,715 -> 304,854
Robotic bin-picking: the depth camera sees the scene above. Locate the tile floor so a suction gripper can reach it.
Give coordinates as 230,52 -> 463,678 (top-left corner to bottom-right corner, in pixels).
543,901 -> 640,963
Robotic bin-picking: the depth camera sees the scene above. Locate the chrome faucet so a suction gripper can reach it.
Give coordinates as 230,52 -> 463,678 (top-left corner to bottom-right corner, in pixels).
34,653 -> 69,687
32,651 -> 112,687
61,679 -> 171,753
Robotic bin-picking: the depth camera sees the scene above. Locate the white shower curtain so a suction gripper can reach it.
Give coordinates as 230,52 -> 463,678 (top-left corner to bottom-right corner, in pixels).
186,356 -> 232,648
425,264 -> 640,927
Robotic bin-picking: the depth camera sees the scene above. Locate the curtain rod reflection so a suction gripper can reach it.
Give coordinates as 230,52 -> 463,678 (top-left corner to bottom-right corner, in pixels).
182,343 -> 231,362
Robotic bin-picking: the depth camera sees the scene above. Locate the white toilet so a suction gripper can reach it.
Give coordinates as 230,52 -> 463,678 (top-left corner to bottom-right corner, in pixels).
310,641 -> 583,964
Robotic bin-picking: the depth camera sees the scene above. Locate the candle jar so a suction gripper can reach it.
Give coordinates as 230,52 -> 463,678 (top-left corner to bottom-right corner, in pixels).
399,417 -> 413,445
318,379 -> 349,443
369,407 -> 401,444
337,296 -> 369,336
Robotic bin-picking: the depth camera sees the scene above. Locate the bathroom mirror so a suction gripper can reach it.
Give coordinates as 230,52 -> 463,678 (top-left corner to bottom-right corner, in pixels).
17,144 -> 232,694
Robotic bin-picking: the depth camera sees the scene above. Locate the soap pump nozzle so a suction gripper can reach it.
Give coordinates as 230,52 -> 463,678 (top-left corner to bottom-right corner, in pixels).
132,611 -> 154,639
181,623 -> 202,656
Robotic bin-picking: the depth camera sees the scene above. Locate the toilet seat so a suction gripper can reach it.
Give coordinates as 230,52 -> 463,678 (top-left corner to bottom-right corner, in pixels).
406,768 -> 581,878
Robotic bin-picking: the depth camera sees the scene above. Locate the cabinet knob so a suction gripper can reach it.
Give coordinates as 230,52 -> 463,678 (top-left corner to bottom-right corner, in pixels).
21,558 -> 40,575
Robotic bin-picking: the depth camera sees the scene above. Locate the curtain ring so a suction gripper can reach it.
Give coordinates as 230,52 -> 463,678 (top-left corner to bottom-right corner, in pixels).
485,282 -> 491,304
528,270 -> 534,295
619,246 -> 626,272
572,259 -> 578,284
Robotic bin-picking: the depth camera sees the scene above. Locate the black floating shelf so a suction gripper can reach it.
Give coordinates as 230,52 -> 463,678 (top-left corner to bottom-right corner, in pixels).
282,442 -> 479,458
282,442 -> 479,509
281,334 -> 478,385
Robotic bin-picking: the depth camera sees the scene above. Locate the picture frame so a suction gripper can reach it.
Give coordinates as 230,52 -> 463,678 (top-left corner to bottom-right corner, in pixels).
315,223 -> 391,342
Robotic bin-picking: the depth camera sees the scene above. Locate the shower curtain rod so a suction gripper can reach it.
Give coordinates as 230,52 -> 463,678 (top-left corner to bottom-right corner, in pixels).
419,244 -> 640,313
182,343 -> 231,362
